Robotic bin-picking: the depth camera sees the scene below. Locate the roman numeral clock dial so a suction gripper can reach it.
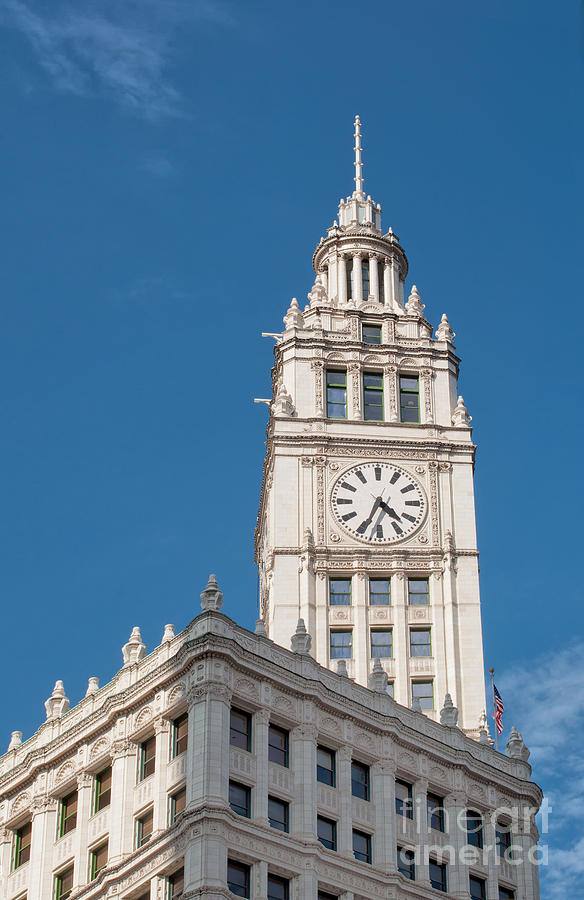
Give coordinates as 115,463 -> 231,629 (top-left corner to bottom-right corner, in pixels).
330,463 -> 426,544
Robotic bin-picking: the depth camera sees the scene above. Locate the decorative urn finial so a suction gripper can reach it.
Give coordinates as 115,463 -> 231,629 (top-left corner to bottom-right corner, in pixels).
200,574 -> 223,611
290,618 -> 312,654
440,693 -> 459,727
506,726 -> 530,761
406,284 -> 425,315
368,658 -> 388,693
7,731 -> 22,751
44,680 -> 70,720
452,396 -> 472,427
122,627 -> 147,666
85,676 -> 99,697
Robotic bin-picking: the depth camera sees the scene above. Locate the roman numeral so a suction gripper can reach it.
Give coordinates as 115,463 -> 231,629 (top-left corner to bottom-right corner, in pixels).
400,484 -> 415,493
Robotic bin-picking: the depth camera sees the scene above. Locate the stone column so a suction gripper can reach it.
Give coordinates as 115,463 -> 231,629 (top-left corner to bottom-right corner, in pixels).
187,683 -> 232,809
311,361 -> 324,417
187,822 -> 228,899
256,859 -> 268,900
299,869 -> 319,897
353,572 -> 368,687
73,772 -> 94,889
291,724 -> 317,841
391,258 -> 401,310
414,777 -> 431,886
348,363 -> 362,420
515,811 -> 539,900
393,574 -> 409,709
369,253 -> 379,302
383,260 -> 392,307
484,812 -> 499,899
0,827 -> 10,900
338,255 -> 347,304
28,797 -> 58,900
371,759 -> 397,872
352,253 -> 363,303
153,717 -> 171,833
108,739 -> 136,862
384,365 -> 398,423
337,746 -> 353,857
444,792 -> 471,900
254,710 -> 270,826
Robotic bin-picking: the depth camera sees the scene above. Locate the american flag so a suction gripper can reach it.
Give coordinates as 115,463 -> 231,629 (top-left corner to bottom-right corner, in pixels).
492,684 -> 504,735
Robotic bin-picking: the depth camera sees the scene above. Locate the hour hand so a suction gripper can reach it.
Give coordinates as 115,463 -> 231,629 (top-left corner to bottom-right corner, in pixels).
379,500 -> 401,521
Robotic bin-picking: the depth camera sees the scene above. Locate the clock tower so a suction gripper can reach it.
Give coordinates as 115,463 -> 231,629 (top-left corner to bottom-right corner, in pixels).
255,117 -> 486,737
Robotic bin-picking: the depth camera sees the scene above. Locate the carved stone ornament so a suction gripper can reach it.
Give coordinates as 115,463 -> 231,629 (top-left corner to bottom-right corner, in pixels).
200,574 -> 224,611
290,618 -> 312,655
44,680 -> 70,720
7,731 -> 22,751
336,659 -> 349,677
368,658 -> 388,693
452,396 -> 472,427
307,275 -> 328,307
85,676 -> 99,697
405,284 -> 425,316
255,619 -> 267,637
440,693 -> 459,727
122,627 -> 146,667
435,313 -> 455,342
162,623 -> 175,643
283,296 -> 304,329
506,726 -> 530,762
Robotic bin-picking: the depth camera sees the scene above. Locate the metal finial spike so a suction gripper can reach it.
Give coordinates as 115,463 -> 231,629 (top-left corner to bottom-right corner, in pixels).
353,115 -> 364,197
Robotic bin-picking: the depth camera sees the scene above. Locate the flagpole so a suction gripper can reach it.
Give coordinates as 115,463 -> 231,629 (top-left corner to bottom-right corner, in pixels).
489,667 -> 498,751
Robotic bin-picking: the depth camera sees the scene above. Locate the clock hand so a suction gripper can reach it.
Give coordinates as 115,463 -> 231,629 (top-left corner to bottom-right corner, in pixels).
379,500 -> 401,521
356,496 -> 383,534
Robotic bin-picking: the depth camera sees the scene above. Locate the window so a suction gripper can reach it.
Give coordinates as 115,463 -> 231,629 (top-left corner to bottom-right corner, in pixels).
89,840 -> 108,880
346,259 -> 354,300
427,794 -> 445,832
466,810 -> 484,849
230,708 -> 252,752
400,375 -> 420,423
371,629 -> 392,658
329,578 -> 351,606
169,787 -> 186,824
330,630 -> 352,659
377,262 -> 385,303
58,792 -> 78,837
317,746 -> 336,787
412,681 -> 434,710
352,829 -> 372,864
227,861 -> 250,898
361,261 -> 370,297
496,821 -> 513,859
55,866 -> 74,900
317,816 -> 337,851
268,796 -> 289,832
429,860 -> 447,892
397,847 -> 415,880
470,876 -> 486,900
168,868 -> 184,899
387,681 -> 394,699
362,324 -> 381,345
318,893 -> 338,900
94,767 -> 112,813
408,577 -> 429,605
267,875 -> 289,900
369,577 -> 390,605
363,372 -> 384,421
351,761 -> 370,801
268,725 -> 289,767
171,713 -> 188,758
326,370 -> 347,419
410,628 -> 431,657
13,821 -> 32,869
136,808 -> 153,848
139,736 -> 156,781
499,889 -> 515,900
229,781 -> 251,818
395,780 -> 413,818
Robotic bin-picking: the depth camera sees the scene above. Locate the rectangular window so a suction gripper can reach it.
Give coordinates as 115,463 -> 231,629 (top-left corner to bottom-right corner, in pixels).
268,796 -> 289,833
408,577 -> 429,605
54,865 -> 74,900
267,875 -> 289,900
377,262 -> 385,303
352,829 -> 372,864
94,767 -> 112,813
168,868 -> 184,900
318,893 -> 338,900
400,375 -> 420,423
136,808 -> 153,848
470,876 -> 486,900
466,811 -> 484,849
330,630 -> 352,659
412,680 -> 434,710
13,821 -> 32,869
317,816 -> 337,851
227,861 -> 250,898
410,629 -> 431,657
316,746 -> 336,787
387,681 -> 394,699
371,629 -> 392,658
58,792 -> 78,837
171,713 -> 188,758
326,370 -> 347,419
496,821 -> 512,858
361,261 -> 370,297
362,324 -> 382,345
89,840 -> 108,881
230,708 -> 252,752
397,847 -> 415,880
351,761 -> 370,801
329,578 -> 351,606
363,372 -> 384,421
169,786 -> 186,824
429,860 -> 447,892
369,577 -> 390,605
427,794 -> 445,832
268,725 -> 289,767
229,781 -> 251,818
139,735 -> 156,781
499,889 -> 515,900
395,780 -> 413,818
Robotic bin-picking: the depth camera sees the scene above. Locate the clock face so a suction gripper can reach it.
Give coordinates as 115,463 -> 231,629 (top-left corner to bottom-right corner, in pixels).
331,462 -> 426,544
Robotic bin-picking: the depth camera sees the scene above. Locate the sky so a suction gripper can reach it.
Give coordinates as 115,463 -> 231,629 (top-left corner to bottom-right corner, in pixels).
0,0 -> 582,894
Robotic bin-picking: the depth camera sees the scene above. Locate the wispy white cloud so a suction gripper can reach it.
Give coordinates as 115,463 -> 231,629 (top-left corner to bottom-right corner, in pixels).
0,0 -> 235,118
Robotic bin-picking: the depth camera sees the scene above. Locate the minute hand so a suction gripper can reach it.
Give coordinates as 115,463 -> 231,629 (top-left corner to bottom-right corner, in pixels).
379,500 -> 401,521
356,496 -> 382,533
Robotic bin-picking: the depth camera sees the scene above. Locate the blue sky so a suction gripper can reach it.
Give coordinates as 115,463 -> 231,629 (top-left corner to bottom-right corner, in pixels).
0,0 -> 582,894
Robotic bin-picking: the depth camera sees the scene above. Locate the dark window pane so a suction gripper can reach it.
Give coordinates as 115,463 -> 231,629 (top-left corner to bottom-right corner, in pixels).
496,822 -> 513,858
318,893 -> 338,900
94,767 -> 112,813
400,404 -> 420,423
387,681 -> 394,698
369,578 -> 390,605
400,376 -> 419,392
329,578 -> 351,606
429,861 -> 447,892
139,736 -> 156,780
170,787 -> 186,823
470,876 -> 486,900
228,861 -> 250,898
363,325 -> 382,344
229,781 -> 250,818
466,811 -> 484,848
268,796 -> 289,832
371,629 -> 392,658
427,794 -> 445,832
361,262 -> 370,297
59,792 -> 78,836
327,387 -> 347,403
410,630 -> 431,657
397,847 -> 415,880
330,631 -> 352,659
55,865 -> 74,900
90,841 -> 108,880
267,875 -> 289,900
408,578 -> 429,605
136,808 -> 153,847
317,746 -> 335,786
317,816 -> 337,851
352,829 -> 371,863
230,709 -> 251,751
268,725 -> 289,767
351,761 -> 370,801
499,889 -> 515,900
395,780 -> 413,818
14,820 -> 32,868
363,373 -> 382,389
172,713 -> 189,757
412,681 -> 434,710
326,370 -> 347,386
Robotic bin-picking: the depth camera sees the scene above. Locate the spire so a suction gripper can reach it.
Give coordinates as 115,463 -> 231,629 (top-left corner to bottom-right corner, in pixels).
353,115 -> 364,197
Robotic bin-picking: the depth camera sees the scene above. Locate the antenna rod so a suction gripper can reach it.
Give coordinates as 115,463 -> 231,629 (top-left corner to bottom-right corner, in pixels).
353,115 -> 364,197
